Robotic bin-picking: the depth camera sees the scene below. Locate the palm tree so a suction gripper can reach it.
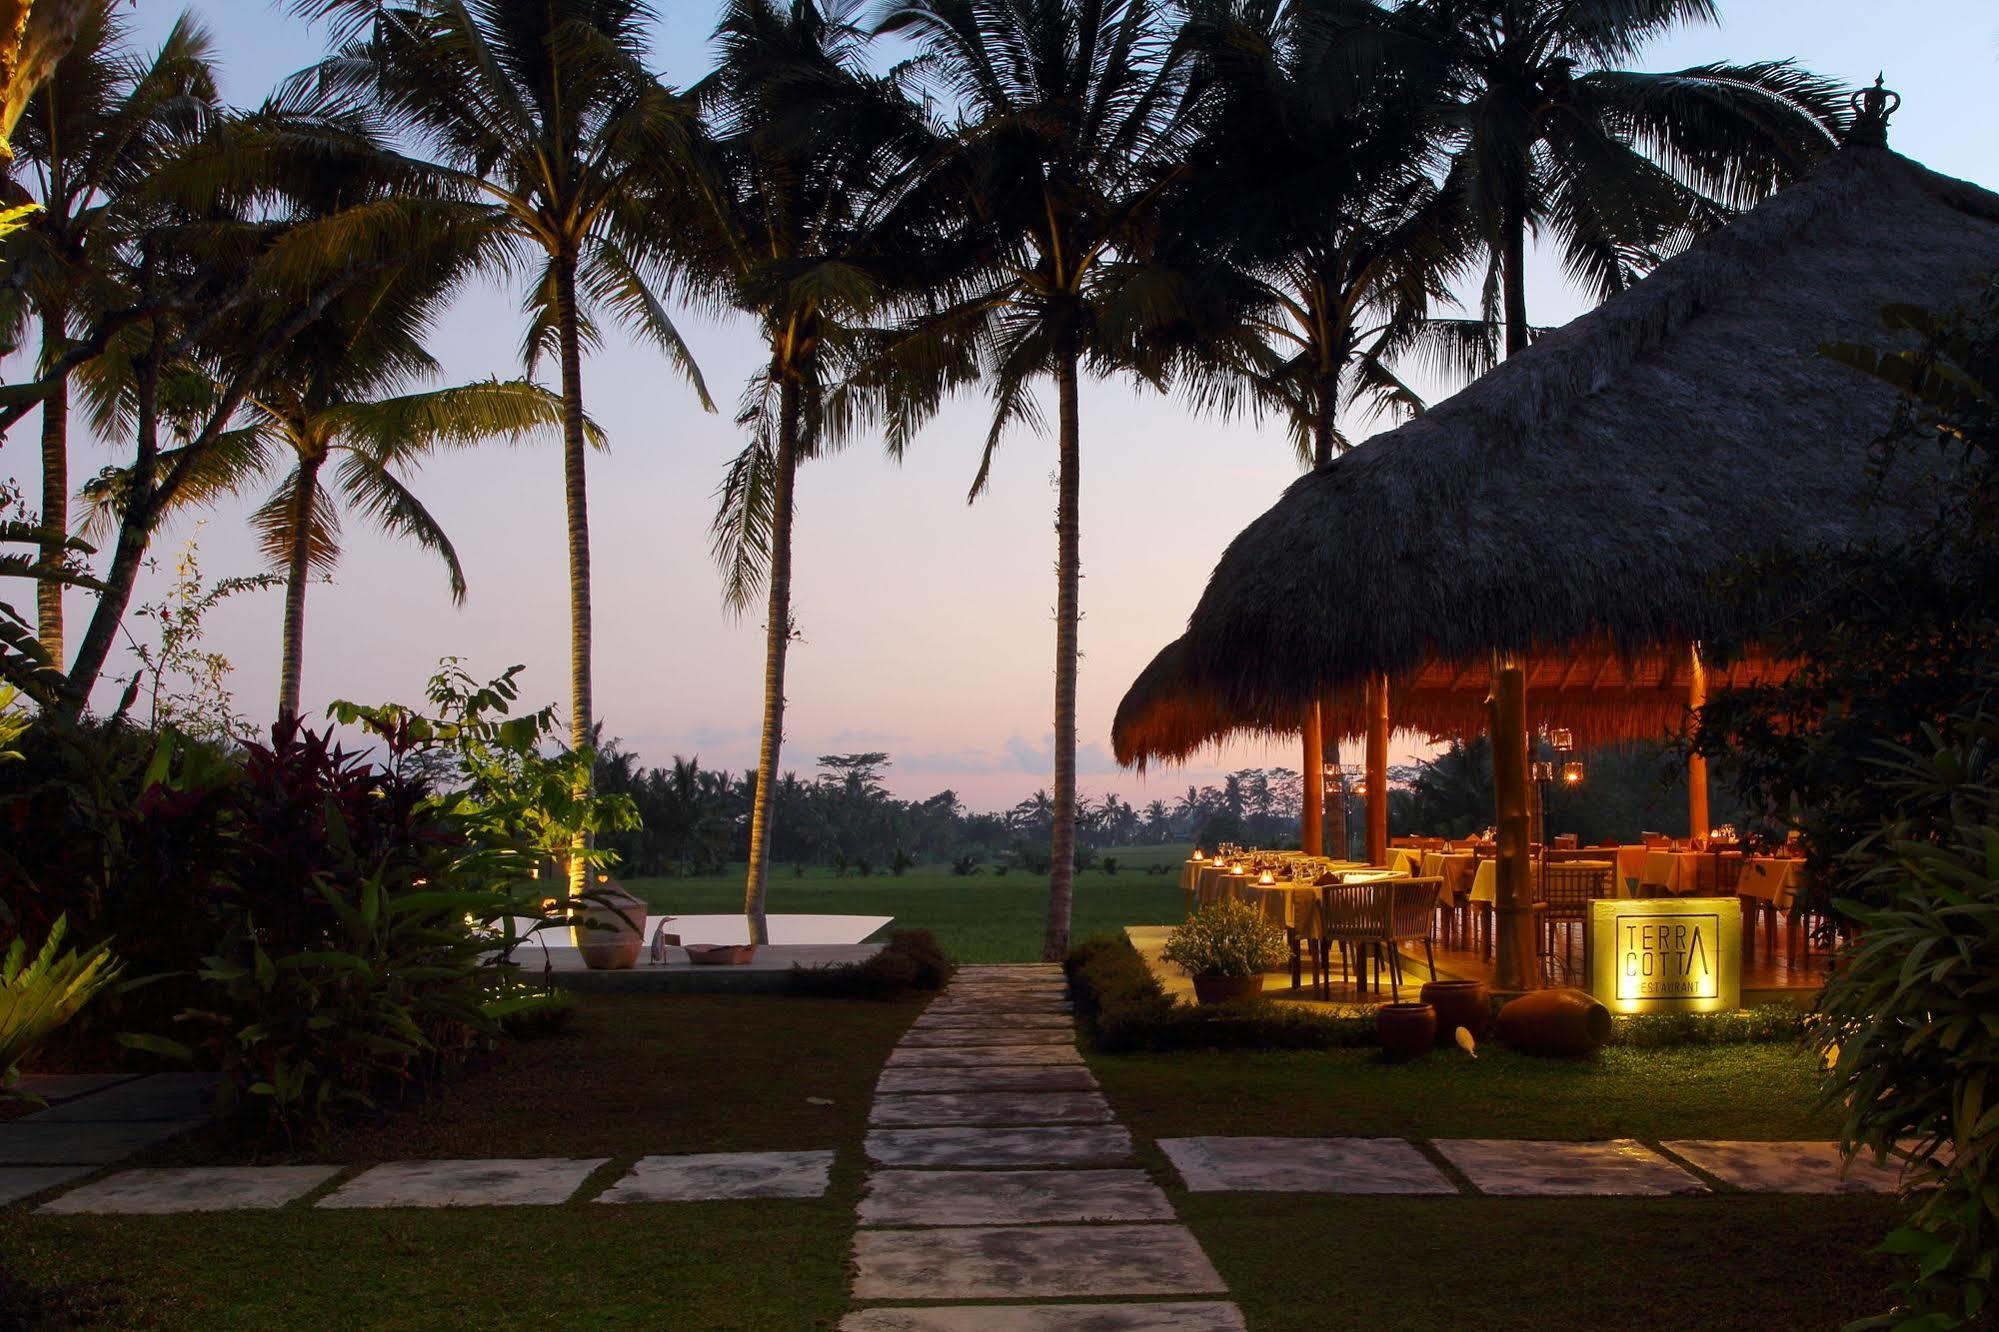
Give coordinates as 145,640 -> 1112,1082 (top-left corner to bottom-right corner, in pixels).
690,0 -> 938,943
131,243 -> 583,720
1160,0 -> 1493,857
318,0 -> 712,895
1404,0 -> 1843,356
878,0 -> 1202,959
3,3 -> 216,664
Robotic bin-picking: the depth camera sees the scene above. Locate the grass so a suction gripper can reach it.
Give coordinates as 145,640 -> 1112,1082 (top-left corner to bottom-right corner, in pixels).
626,844 -> 1190,963
1176,1193 -> 1901,1330
1097,1038 -> 1896,1328
1,993 -> 917,1329
1090,1042 -> 1839,1141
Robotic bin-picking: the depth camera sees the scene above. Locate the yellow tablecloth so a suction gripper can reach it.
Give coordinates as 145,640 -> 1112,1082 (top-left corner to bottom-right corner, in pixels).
1640,850 -> 1710,894
1738,857 -> 1805,909
1612,846 -> 1649,894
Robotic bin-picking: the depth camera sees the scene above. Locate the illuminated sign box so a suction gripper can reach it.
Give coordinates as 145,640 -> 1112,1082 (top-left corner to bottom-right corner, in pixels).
1587,897 -> 1742,1015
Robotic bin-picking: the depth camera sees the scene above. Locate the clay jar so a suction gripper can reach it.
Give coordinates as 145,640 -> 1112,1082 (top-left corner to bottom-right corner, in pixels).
1495,987 -> 1612,1057
1191,974 -> 1265,1006
1419,979 -> 1491,1048
573,879 -> 648,970
1375,1002 -> 1437,1062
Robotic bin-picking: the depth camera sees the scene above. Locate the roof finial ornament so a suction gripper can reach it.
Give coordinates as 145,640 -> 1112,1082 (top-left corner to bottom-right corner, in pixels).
1845,73 -> 1901,148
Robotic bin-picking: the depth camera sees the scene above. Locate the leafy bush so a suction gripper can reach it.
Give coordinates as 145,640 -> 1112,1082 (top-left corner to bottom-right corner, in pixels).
890,848 -> 915,876
1,917 -> 121,1104
1064,935 -> 1373,1054
1161,898 -> 1284,979
1102,857 -> 1120,876
1810,694 -> 1999,1329
787,930 -> 956,1001
119,719 -> 556,1140
950,855 -> 981,877
1608,1005 -> 1804,1048
1073,846 -> 1098,873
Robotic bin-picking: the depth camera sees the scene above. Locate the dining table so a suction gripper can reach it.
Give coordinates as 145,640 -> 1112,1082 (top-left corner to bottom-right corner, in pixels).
1737,856 -> 1806,909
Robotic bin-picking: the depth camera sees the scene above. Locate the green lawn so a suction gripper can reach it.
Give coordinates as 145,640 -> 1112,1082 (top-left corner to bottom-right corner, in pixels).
1094,1038 -> 1898,1328
2,993 -> 918,1329
627,845 -> 1188,962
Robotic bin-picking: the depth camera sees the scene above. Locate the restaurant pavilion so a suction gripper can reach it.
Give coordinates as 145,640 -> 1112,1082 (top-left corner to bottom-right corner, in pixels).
1115,89 -> 1999,1001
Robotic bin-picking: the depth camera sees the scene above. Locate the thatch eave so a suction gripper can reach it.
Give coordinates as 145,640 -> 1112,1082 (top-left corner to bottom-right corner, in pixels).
1164,145 -> 1999,724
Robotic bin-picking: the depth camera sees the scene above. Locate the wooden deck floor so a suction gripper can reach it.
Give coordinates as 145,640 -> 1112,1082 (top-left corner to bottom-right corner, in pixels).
1125,925 -> 1826,1012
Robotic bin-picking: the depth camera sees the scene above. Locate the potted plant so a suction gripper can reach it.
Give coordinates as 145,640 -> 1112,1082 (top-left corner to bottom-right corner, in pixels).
1162,898 -> 1285,1004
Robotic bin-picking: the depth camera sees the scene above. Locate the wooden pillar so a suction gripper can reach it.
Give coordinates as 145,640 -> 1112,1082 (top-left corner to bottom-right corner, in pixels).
1489,654 -> 1538,991
1301,700 -> 1324,855
1365,674 -> 1389,865
1687,643 -> 1710,840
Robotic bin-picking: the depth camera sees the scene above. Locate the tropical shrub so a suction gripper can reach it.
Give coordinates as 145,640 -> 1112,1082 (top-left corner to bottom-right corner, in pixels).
118,718 -> 563,1139
1811,699 -> 1999,1330
1064,936 -> 1371,1053
1161,898 -> 1284,979
786,930 -> 956,1001
0,917 -> 121,1104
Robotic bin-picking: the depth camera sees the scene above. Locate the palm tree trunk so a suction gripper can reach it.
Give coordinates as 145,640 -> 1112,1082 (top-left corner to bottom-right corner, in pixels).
1043,343 -> 1082,962
276,455 -> 323,724
1502,190 -> 1530,358
35,311 -> 68,662
63,349 -> 160,713
743,376 -> 801,946
554,254 -> 593,899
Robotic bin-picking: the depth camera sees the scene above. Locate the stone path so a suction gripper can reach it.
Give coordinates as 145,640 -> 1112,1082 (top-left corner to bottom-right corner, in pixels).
0,1073 -> 216,1205
843,964 -> 1246,1331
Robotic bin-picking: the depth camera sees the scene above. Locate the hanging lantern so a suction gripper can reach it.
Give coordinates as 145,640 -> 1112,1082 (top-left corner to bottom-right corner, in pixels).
1531,760 -> 1555,783
1562,760 -> 1586,786
1550,728 -> 1575,753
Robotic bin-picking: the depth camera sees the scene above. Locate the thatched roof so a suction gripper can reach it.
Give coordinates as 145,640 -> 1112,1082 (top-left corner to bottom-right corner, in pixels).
1122,144 -> 1999,763
1112,633 -> 1792,768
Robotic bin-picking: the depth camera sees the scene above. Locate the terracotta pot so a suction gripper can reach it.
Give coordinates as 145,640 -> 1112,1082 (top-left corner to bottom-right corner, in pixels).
1495,987 -> 1612,1057
1191,974 -> 1264,1005
1376,1002 -> 1436,1062
572,880 -> 647,970
684,943 -> 759,966
1419,979 -> 1491,1047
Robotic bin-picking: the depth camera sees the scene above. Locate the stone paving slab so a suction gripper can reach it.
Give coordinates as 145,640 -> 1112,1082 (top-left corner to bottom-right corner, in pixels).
870,1092 -> 1113,1127
318,1158 -> 608,1209
851,1224 -> 1225,1300
858,1169 -> 1174,1227
842,1303 -> 1246,1331
1665,1140 -> 1912,1194
1160,1136 -> 1457,1195
897,1027 -> 1075,1048
934,983 -> 1068,996
886,1046 -> 1082,1068
865,1126 -> 1131,1168
0,1166 -> 95,1206
26,1073 -> 219,1124
909,1012 -> 1076,1031
14,1074 -> 136,1104
596,1151 -> 834,1203
877,1067 -> 1099,1095
0,1119 -> 206,1166
924,996 -> 1072,1011
40,1166 -> 339,1214
1436,1139 -> 1707,1196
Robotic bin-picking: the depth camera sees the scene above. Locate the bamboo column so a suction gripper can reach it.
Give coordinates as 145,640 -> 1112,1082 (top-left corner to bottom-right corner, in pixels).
1301,700 -> 1324,855
1687,644 -> 1711,840
1365,674 -> 1389,864
1489,654 -> 1537,991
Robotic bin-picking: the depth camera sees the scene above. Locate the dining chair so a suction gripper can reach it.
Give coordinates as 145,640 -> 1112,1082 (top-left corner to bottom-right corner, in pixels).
1535,862 -> 1612,985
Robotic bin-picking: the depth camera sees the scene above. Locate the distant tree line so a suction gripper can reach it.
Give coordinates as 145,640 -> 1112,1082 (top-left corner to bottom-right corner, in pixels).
589,742 -> 1309,877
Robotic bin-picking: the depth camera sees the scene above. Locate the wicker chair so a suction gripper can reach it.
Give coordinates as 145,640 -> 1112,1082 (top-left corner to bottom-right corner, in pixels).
1313,877 -> 1442,1000
1536,862 -> 1612,985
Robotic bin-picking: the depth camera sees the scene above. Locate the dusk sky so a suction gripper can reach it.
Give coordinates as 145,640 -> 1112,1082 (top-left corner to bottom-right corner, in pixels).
7,0 -> 1995,811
